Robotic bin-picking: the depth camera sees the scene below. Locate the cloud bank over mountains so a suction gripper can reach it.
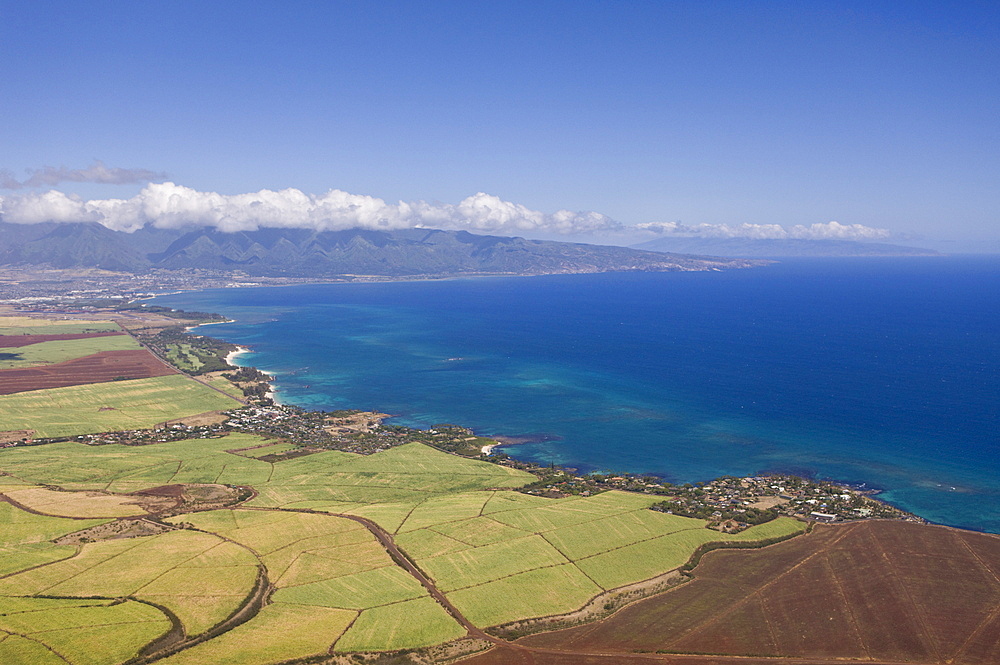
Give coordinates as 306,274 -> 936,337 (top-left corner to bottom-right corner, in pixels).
0,181 -> 890,242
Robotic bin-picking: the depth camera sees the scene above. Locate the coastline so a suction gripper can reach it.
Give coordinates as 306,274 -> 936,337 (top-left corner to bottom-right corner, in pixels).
141,267 -> 998,534
223,345 -> 280,405
224,346 -> 251,366
185,318 -> 234,333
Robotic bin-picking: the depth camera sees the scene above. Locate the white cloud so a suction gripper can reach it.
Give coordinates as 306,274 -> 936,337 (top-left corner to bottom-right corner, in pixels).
0,160 -> 168,189
0,182 -> 622,236
635,220 -> 890,241
0,182 -> 891,242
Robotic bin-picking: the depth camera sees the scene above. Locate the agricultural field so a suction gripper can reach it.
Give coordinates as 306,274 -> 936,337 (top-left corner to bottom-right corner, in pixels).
0,333 -> 140,369
0,596 -> 171,665
2,434 -> 809,658
0,331 -> 126,348
0,374 -> 241,437
2,486 -> 148,518
0,318 -> 121,336
0,349 -> 178,395
471,520 -> 1000,665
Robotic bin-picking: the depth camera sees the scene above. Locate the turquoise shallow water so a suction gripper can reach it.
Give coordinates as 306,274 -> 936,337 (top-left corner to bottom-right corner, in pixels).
152,257 -> 1000,532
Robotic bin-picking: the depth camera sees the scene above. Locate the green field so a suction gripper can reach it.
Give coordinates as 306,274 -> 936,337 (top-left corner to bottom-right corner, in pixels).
0,317 -> 121,336
0,597 -> 171,665
0,374 -> 242,437
0,501 -> 107,576
335,596 -> 466,652
156,602 -> 355,665
0,334 -> 140,369
0,429 -> 812,661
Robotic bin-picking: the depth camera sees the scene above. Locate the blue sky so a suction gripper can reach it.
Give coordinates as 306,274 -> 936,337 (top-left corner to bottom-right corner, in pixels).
1,1 -> 998,250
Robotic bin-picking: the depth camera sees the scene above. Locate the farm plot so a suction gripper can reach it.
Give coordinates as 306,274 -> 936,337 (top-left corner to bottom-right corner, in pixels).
514,521 -> 1000,665
2,486 -> 148,518
0,501 -> 106,576
450,563 -> 602,628
156,602 -> 355,665
3,435 -> 818,656
0,350 -> 178,395
0,318 -> 121,336
335,596 -> 466,652
173,508 -> 467,651
0,435 -> 274,491
0,528 -> 259,640
0,374 -> 242,437
0,334 -> 141,369
0,331 -> 125,349
0,596 -> 171,665
391,487 -> 802,627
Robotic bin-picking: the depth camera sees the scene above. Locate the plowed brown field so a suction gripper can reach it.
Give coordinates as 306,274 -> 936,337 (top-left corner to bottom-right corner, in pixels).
0,349 -> 178,394
0,331 -> 126,347
460,521 -> 1000,665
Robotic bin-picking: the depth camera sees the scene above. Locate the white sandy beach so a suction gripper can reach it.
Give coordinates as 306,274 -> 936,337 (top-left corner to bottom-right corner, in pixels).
224,346 -> 251,365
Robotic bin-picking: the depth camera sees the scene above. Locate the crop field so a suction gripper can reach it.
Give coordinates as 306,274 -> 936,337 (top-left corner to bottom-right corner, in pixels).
0,331 -> 126,348
0,318 -> 121,336
335,596 -> 466,652
157,602 -> 356,665
2,440 -> 811,638
0,374 -> 242,437
0,596 -> 171,665
450,563 -> 602,628
506,521 -> 1000,665
0,333 -> 141,369
0,500 -> 107,576
0,349 -> 179,395
0,526 -> 259,642
171,506 -> 464,648
2,486 -> 148,518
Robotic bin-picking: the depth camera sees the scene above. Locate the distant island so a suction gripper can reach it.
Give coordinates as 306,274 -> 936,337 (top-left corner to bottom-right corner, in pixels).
633,236 -> 941,257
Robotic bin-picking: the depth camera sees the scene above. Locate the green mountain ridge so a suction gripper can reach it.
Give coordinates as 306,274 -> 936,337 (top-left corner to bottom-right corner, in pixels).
0,222 -> 764,276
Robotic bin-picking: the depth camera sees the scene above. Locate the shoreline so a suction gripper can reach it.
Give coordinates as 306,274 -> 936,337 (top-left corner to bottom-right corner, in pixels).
145,289 -> 977,533
224,346 -> 251,366
186,318 -> 235,333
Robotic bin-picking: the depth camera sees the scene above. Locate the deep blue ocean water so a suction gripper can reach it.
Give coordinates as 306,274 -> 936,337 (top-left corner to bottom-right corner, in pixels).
152,257 -> 1000,533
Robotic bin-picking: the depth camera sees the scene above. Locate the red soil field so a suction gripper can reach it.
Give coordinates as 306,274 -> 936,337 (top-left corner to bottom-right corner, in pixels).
461,521 -> 1000,665
0,349 -> 178,395
0,331 -> 125,348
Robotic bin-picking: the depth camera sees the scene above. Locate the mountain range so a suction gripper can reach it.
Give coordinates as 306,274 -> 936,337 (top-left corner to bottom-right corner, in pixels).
0,222 -> 763,277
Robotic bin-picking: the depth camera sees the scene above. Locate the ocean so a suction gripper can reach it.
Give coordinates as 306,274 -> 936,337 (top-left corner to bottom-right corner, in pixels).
151,256 -> 1000,533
